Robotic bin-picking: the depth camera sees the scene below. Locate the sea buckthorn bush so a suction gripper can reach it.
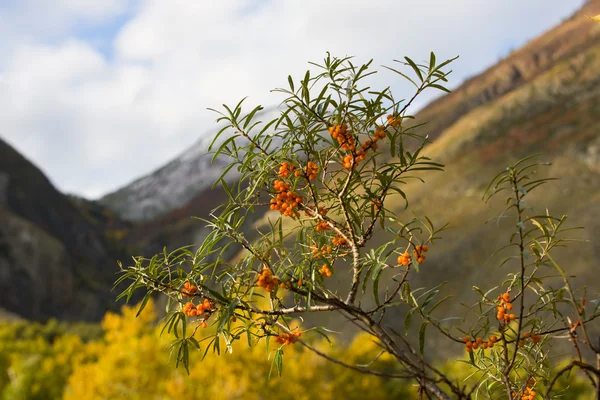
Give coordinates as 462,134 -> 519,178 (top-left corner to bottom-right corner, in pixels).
117,53 -> 600,399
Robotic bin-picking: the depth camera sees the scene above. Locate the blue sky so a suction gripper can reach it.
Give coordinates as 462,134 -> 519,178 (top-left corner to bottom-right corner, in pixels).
74,13 -> 131,60
0,0 -> 587,199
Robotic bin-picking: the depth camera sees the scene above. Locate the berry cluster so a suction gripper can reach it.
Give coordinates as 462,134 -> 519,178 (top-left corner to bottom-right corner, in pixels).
278,161 -> 296,178
257,267 -> 279,292
270,180 -> 303,217
521,331 -> 543,346
397,251 -> 411,266
332,235 -> 348,247
316,220 -> 330,231
319,263 -> 333,277
387,114 -> 401,128
329,123 -> 355,152
329,123 -> 386,170
361,127 -> 386,152
182,281 -> 198,297
295,161 -> 319,180
183,298 -> 212,319
463,335 -> 498,352
497,292 -> 516,324
311,244 -> 333,258
414,244 -> 428,264
274,330 -> 302,345
371,198 -> 383,210
341,151 -> 367,170
518,386 -> 537,400
279,281 -> 293,289
314,207 -> 331,232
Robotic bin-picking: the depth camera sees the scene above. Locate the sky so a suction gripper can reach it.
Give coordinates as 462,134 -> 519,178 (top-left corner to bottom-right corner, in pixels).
0,0 -> 586,199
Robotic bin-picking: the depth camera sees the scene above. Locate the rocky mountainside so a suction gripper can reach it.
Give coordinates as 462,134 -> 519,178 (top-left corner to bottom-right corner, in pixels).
99,107 -> 280,221
0,137 -> 131,321
98,131 -> 230,221
413,0 -> 600,144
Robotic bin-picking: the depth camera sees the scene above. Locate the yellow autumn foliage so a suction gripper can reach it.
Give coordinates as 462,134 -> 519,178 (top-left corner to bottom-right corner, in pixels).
62,300 -> 414,400
0,300 -> 593,399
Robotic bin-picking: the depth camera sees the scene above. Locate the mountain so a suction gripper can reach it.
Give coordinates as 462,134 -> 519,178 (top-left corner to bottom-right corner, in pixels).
379,0 -> 600,317
98,131 -> 231,221
112,0 -> 600,330
414,0 -> 600,145
0,137 -> 131,321
108,1 -> 600,256
99,107 -> 280,221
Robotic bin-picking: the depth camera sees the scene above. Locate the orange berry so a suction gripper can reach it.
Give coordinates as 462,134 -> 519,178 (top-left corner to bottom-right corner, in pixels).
182,281 -> 198,297
319,264 -> 333,277
199,321 -> 207,328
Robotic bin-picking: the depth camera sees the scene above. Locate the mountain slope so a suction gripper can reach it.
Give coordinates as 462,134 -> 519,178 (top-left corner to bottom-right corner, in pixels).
0,137 -> 129,321
99,107 -> 280,221
413,0 -> 600,143
375,1 -> 600,334
99,132 -> 231,221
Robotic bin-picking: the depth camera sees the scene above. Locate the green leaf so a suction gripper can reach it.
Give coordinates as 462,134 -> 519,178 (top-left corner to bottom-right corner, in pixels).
269,348 -> 284,379
428,84 -> 450,93
136,291 -> 152,318
313,327 -> 332,345
372,264 -> 385,306
404,57 -> 423,82
405,310 -> 414,335
419,321 -> 428,356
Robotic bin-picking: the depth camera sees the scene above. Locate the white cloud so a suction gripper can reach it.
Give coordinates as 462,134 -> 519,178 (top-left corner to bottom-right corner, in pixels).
0,0 -> 586,198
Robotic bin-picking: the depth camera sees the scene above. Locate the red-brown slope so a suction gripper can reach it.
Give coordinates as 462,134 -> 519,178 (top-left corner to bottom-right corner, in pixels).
414,0 -> 600,141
